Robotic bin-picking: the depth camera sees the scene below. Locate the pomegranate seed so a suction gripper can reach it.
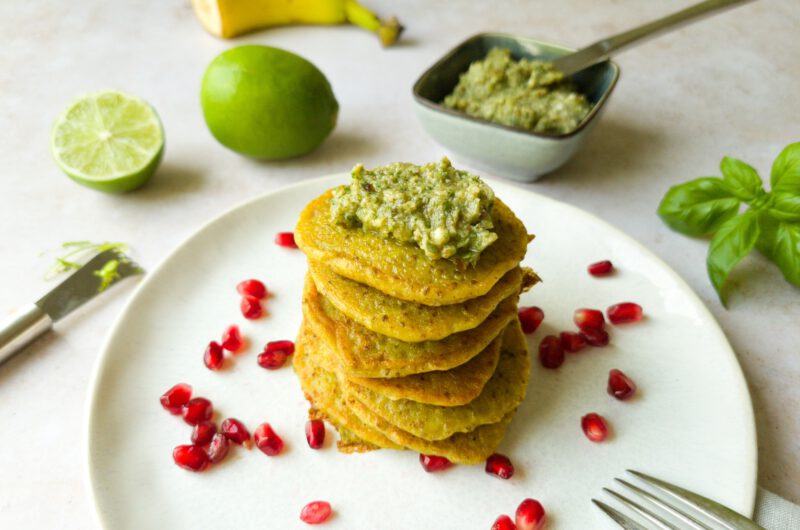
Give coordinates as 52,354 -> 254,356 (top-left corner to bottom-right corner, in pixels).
515,499 -> 546,530
258,340 -> 295,369
182,397 -> 213,426
191,420 -> 217,446
236,279 -> 267,299
258,350 -> 288,369
159,383 -> 192,414
275,232 -> 298,248
607,302 -> 643,325
485,453 -> 515,480
221,325 -> 242,352
574,308 -> 605,330
588,260 -> 614,276
581,413 -> 609,442
207,433 -> 230,463
491,514 -> 517,530
608,369 -> 637,400
172,444 -> 209,472
559,331 -> 586,353
265,340 -> 295,355
306,420 -> 326,449
203,341 -> 224,370
220,418 -> 251,445
300,500 -> 332,525
240,296 -> 263,320
419,454 -> 452,472
254,423 -> 284,456
518,306 -> 544,334
580,328 -> 610,347
539,335 -> 564,369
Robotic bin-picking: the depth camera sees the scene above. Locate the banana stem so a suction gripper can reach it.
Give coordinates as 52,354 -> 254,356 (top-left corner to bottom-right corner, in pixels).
344,0 -> 404,46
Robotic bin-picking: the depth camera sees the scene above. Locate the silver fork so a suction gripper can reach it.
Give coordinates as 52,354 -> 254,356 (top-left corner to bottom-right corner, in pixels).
593,470 -> 765,530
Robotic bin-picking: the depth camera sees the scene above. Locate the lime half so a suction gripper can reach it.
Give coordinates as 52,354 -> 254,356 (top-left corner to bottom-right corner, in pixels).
51,91 -> 164,192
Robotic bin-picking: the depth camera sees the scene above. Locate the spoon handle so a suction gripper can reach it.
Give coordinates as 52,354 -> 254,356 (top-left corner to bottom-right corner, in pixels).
553,0 -> 755,76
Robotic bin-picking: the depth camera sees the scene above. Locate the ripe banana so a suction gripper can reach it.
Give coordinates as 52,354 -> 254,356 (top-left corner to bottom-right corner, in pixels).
191,0 -> 403,46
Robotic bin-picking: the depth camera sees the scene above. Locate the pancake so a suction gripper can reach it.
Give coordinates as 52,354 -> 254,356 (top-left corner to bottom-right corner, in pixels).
345,321 -> 529,441
346,394 -> 514,465
294,326 -> 401,451
302,274 -> 517,378
309,261 -> 522,342
315,324 -> 503,406
347,334 -> 501,406
308,407 -> 379,453
335,427 -> 380,454
295,323 -> 513,464
295,190 -> 531,306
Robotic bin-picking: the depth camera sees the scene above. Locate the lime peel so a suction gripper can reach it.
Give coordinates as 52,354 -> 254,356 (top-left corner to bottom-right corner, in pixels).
200,45 -> 338,160
94,260 -> 122,292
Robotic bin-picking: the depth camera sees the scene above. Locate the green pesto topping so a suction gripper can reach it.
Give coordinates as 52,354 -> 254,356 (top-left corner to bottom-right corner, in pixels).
443,47 -> 592,135
330,158 -> 498,265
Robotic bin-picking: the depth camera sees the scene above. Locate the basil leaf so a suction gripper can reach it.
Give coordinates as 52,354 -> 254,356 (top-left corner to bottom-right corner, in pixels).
720,156 -> 764,201
771,142 -> 800,194
707,210 -> 760,306
764,221 -> 800,287
756,212 -> 778,260
768,192 -> 800,222
658,177 -> 740,237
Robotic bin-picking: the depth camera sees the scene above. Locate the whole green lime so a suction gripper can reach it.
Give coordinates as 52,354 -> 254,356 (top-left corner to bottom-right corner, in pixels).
200,45 -> 338,160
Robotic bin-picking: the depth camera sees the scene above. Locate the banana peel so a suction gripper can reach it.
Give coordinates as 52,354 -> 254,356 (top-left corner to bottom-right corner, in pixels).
191,0 -> 404,47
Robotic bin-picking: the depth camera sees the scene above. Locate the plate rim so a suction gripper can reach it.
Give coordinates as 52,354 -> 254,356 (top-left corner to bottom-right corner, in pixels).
83,174 -> 758,527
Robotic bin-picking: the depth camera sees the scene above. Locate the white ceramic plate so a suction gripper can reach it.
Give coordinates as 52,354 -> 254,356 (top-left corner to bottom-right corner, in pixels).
86,176 -> 756,529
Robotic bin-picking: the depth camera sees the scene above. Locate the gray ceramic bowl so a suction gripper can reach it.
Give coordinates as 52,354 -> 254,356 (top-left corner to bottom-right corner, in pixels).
412,33 -> 620,182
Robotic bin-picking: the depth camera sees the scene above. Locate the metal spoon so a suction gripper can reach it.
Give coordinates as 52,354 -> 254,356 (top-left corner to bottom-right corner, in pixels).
553,0 -> 755,76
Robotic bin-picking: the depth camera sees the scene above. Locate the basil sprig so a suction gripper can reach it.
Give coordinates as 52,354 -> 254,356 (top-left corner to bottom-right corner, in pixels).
658,142 -> 800,306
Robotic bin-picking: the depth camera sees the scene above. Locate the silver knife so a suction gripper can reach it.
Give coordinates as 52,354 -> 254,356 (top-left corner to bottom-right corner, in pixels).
0,249 -> 142,364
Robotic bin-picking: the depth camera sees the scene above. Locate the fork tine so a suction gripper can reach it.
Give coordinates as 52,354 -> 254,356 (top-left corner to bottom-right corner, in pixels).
603,488 -> 681,530
615,478 -> 714,530
628,470 -> 766,530
592,499 -> 650,530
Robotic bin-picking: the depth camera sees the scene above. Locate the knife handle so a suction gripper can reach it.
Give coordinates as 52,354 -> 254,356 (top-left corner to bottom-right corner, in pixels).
0,304 -> 53,365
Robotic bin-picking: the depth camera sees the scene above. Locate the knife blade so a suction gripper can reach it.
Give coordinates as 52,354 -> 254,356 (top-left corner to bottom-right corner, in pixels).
36,249 -> 142,322
0,249 -> 142,364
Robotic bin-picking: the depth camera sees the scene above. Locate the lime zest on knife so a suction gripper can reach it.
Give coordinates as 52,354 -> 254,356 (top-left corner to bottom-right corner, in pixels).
93,259 -> 122,292
45,241 -> 131,292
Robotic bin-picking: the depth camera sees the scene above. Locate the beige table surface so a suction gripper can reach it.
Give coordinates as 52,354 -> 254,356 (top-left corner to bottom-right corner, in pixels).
1,0 -> 798,527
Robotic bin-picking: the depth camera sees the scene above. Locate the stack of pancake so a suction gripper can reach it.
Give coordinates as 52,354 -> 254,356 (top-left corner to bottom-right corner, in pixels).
293,186 -> 535,464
